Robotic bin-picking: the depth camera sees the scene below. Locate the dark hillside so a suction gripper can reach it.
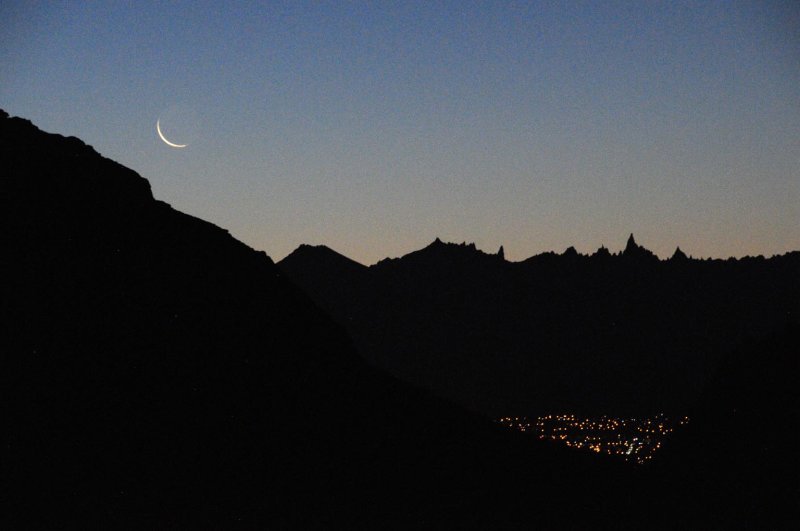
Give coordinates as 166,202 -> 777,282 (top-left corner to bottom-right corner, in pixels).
652,323 -> 800,529
0,110 -> 641,529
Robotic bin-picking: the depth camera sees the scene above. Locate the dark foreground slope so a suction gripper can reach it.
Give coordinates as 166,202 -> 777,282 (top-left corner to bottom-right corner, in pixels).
280,238 -> 799,417
652,322 -> 800,529
0,110 -> 648,530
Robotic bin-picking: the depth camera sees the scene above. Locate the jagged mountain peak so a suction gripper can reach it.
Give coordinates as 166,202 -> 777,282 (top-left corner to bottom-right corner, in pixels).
371,238 -> 504,273
622,233 -> 657,260
289,242 -> 346,258
425,238 -> 476,251
593,245 -> 612,258
625,233 -> 637,250
671,246 -> 688,261
280,243 -> 368,275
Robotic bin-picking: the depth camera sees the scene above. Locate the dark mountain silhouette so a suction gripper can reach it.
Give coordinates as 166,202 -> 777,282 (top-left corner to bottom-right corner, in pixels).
0,109 -> 648,529
280,234 -> 799,418
3,109 -> 797,528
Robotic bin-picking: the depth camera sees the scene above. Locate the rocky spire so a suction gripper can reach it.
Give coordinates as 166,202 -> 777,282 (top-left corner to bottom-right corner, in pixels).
671,246 -> 688,261
497,245 -> 505,260
594,245 -> 611,258
622,234 -> 657,261
624,233 -> 638,254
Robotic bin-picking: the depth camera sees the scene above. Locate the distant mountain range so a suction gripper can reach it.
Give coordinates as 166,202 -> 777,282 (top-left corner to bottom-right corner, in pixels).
279,235 -> 799,417
3,109 -> 797,528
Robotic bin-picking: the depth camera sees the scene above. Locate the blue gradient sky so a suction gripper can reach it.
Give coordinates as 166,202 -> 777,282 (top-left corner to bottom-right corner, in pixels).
2,1 -> 798,263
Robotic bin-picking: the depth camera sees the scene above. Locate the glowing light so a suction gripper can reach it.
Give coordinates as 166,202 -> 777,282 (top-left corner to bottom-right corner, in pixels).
496,413 -> 689,465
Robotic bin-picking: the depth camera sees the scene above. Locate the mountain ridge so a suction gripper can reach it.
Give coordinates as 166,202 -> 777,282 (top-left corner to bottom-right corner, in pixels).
286,232 -> 798,269
279,234 -> 799,416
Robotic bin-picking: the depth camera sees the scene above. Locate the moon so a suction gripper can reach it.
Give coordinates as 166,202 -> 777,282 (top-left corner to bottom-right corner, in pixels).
156,119 -> 188,148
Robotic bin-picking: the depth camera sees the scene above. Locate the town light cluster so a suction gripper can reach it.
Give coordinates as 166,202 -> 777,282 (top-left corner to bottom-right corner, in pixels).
497,413 -> 690,464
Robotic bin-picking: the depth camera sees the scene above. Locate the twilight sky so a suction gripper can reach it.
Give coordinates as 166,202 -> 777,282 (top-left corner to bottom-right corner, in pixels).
2,1 -> 798,263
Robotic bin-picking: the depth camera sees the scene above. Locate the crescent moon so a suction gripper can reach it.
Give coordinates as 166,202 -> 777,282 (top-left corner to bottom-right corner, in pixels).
156,119 -> 188,148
